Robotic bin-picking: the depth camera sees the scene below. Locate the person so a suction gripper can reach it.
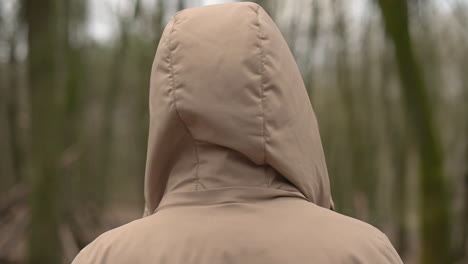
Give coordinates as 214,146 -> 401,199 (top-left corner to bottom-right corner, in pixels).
72,2 -> 403,263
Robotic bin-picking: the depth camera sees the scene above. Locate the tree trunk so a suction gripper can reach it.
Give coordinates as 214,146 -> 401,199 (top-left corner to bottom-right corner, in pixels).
25,0 -> 67,263
376,1 -> 451,263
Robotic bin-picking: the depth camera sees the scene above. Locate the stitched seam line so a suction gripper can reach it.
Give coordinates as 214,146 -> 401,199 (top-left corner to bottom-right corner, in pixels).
166,15 -> 204,191
256,6 -> 268,187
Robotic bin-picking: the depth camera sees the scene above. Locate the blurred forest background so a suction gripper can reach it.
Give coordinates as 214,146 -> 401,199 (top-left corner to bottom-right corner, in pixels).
0,0 -> 467,263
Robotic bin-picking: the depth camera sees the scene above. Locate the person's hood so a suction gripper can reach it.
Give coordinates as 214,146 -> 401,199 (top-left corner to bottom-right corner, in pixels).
143,2 -> 334,216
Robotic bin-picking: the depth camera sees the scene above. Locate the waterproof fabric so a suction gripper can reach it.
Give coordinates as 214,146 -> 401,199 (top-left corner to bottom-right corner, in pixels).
72,2 -> 403,263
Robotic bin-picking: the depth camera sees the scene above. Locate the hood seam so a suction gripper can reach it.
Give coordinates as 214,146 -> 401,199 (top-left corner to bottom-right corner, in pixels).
255,6 -> 268,188
166,14 -> 205,191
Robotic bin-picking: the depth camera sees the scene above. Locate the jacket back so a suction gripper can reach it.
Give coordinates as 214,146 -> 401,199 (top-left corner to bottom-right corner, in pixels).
72,2 -> 403,263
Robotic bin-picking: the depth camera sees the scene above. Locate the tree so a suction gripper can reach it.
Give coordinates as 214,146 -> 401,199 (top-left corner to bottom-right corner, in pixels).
376,0 -> 451,263
24,0 -> 68,262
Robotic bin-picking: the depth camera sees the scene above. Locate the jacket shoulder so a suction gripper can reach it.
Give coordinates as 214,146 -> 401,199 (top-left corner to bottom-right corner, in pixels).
71,218 -> 144,264
71,228 -> 115,264
312,206 -> 403,264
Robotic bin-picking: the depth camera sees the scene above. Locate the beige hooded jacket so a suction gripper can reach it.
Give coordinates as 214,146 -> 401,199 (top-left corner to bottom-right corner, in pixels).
72,2 -> 403,263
